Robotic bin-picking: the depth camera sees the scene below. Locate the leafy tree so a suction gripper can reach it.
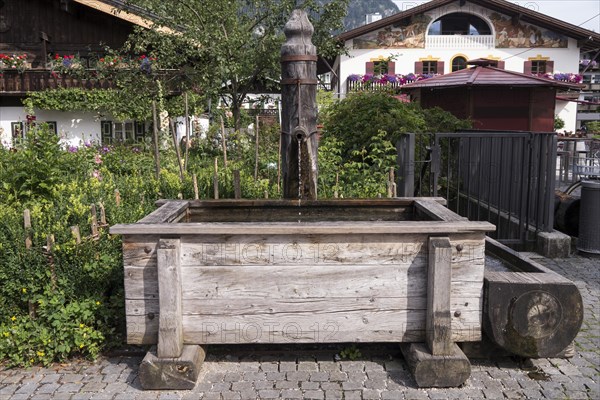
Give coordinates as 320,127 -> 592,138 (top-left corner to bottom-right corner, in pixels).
120,0 -> 349,130
322,91 -> 471,162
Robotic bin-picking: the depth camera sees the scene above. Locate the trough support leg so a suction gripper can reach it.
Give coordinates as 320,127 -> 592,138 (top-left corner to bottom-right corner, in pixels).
400,237 -> 471,387
138,238 -> 206,390
139,345 -> 206,390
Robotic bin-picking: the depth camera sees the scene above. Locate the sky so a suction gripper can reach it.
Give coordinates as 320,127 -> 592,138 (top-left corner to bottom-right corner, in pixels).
390,0 -> 600,32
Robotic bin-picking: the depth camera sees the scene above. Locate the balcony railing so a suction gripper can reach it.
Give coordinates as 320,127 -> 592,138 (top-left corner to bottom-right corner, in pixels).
347,79 -> 415,93
0,70 -> 113,94
426,35 -> 494,49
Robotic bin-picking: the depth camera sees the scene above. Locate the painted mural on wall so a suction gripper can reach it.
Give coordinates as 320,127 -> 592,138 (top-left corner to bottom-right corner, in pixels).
353,14 -> 431,49
490,12 -> 567,48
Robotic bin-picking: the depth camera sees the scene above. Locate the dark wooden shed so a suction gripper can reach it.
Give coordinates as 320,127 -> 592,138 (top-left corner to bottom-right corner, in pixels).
401,61 -> 581,132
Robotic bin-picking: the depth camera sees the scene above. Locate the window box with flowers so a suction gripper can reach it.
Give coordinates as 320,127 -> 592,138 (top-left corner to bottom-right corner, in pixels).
48,54 -> 85,78
534,72 -> 583,84
0,53 -> 29,74
347,72 -> 437,93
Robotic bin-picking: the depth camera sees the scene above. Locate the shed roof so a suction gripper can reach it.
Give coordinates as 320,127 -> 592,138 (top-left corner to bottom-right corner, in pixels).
400,66 -> 584,90
337,0 -> 600,52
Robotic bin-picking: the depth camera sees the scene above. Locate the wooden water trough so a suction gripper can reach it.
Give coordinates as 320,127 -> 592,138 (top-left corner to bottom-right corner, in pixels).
110,198 -> 496,389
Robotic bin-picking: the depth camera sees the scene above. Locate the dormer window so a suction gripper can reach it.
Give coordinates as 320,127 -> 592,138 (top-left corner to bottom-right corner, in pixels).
428,13 -> 492,35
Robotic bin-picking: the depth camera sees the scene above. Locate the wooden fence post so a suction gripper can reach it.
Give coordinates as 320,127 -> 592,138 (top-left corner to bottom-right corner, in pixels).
193,174 -> 199,200
213,158 -> 219,200
71,226 -> 81,244
99,203 -> 108,228
397,133 -> 415,197
233,170 -> 241,199
23,209 -> 32,249
90,204 -> 99,238
254,115 -> 260,181
46,234 -> 56,288
152,101 -> 161,181
115,189 -> 121,206
220,115 -> 228,169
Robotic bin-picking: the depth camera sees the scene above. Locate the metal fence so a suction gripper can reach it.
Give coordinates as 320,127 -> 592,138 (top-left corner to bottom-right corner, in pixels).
398,131 -> 557,248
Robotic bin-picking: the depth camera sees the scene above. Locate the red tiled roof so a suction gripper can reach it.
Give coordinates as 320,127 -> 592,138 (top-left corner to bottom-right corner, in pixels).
400,66 -> 583,90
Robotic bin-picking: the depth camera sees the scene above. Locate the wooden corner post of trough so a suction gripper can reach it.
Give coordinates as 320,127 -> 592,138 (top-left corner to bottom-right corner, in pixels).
138,238 -> 205,390
400,236 -> 471,388
280,9 -> 318,200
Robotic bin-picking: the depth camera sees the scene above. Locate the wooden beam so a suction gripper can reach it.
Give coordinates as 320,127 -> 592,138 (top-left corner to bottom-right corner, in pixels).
427,237 -> 453,356
157,238 -> 183,358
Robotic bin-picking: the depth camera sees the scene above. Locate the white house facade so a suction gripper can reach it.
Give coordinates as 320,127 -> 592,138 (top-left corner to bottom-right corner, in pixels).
329,0 -> 600,133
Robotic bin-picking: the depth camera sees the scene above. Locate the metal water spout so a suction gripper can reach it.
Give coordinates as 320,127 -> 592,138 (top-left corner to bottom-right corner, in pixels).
280,9 -> 318,200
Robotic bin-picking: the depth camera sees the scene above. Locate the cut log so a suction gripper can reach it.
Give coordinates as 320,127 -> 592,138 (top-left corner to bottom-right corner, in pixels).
139,345 -> 205,390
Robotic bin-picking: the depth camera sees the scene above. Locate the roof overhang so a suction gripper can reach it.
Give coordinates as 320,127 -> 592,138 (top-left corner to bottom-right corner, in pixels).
336,0 -> 600,52
72,0 -> 176,34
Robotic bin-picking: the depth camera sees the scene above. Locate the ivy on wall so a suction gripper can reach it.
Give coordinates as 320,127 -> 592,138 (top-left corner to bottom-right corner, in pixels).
24,87 -> 154,122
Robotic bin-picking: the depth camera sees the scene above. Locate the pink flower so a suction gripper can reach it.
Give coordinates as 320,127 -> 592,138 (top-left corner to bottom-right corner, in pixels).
94,154 -> 102,164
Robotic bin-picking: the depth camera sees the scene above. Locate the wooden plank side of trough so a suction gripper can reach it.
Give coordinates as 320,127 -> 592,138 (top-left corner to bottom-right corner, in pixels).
133,200 -> 189,224
157,197 -> 448,208
413,199 -> 468,222
109,220 -> 495,235
483,237 -> 584,358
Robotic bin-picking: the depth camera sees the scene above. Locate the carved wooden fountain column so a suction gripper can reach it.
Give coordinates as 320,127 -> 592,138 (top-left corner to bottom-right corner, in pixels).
281,9 -> 318,200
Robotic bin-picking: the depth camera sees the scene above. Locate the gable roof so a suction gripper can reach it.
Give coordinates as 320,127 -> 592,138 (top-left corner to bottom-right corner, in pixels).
337,0 -> 600,51
400,65 -> 584,90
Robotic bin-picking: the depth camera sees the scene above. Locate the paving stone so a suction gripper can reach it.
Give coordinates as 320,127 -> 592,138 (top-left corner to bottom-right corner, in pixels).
303,390 -> 325,399
276,380 -> 299,389
239,389 -> 258,400
231,381 -> 253,391
364,379 -> 387,389
254,380 -> 275,390
328,371 -> 348,382
362,388 -> 382,399
222,392 -> 241,400
280,388 -> 303,399
286,371 -> 310,381
301,381 -> 320,390
382,391 -> 405,400
279,361 -> 297,372
341,380 -> 364,391
320,382 -> 341,390
258,389 -> 280,398
310,371 -> 329,382
404,389 -> 429,400
324,390 -> 343,399
266,371 -> 286,381
343,391 -> 362,400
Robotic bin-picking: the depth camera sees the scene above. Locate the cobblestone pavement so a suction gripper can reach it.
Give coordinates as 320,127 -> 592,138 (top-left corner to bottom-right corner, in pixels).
1,253 -> 598,400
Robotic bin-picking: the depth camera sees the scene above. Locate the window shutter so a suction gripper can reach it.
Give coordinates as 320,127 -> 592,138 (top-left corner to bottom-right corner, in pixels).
135,122 -> 145,141
387,61 -> 396,76
366,62 -> 375,75
496,61 -> 505,69
101,121 -> 113,145
545,61 -> 554,73
524,61 -> 532,75
437,61 -> 445,74
415,61 -> 423,75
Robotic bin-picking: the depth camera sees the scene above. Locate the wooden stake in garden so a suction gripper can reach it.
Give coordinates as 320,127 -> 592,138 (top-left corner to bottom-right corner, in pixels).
23,209 -> 32,249
90,203 -> 99,238
170,118 -> 185,182
233,170 -> 241,199
193,174 -> 199,200
184,92 -> 190,172
213,157 -> 219,199
220,115 -> 228,169
71,226 -> 82,244
152,101 -> 161,180
115,189 -> 121,206
46,234 -> 57,289
255,115 -> 260,181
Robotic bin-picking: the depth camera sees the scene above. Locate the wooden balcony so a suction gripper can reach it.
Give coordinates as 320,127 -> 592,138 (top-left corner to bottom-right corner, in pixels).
426,35 -> 495,49
0,70 -> 114,95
